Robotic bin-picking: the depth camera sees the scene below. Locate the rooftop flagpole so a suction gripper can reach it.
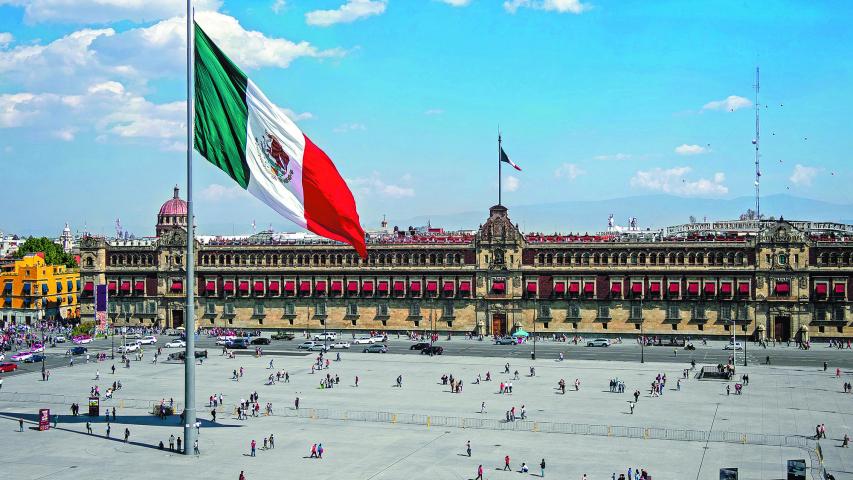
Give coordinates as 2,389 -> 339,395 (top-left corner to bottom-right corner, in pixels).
498,129 -> 502,206
183,0 -> 198,455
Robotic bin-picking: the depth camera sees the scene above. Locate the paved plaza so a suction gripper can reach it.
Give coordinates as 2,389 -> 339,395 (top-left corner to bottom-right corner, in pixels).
0,340 -> 850,479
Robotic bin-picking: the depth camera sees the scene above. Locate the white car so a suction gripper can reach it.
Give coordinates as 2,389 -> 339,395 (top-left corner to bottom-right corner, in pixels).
215,338 -> 230,346
117,344 -> 140,353
330,341 -> 350,349
724,342 -> 743,351
165,340 -> 186,348
124,333 -> 142,340
586,338 -> 610,347
371,335 -> 387,343
308,344 -> 330,352
312,332 -> 337,341
297,341 -> 316,350
138,336 -> 158,345
54,335 -> 67,343
352,337 -> 374,344
11,351 -> 33,362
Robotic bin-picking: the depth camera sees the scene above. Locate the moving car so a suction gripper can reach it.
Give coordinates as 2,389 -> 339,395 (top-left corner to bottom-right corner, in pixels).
167,350 -> 208,361
371,335 -> 387,343
353,336 -> 374,345
724,342 -> 743,351
586,338 -> 611,347
330,341 -> 350,349
308,344 -> 330,352
297,341 -> 316,350
215,338 -> 230,346
495,337 -> 516,345
138,336 -> 158,345
72,335 -> 92,344
0,362 -> 18,373
124,333 -> 142,340
54,335 -> 67,343
312,332 -> 337,341
421,345 -> 443,355
66,346 -> 87,355
250,337 -> 271,345
24,354 -> 45,363
226,338 -> 250,349
362,344 -> 388,353
117,343 -> 140,353
165,340 -> 186,348
11,351 -> 33,362
29,343 -> 45,353
410,342 -> 430,350
271,331 -> 295,341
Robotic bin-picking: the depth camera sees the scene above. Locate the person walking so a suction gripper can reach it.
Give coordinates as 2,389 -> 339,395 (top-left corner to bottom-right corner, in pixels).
169,434 -> 175,451
269,434 -> 275,449
475,464 -> 483,480
504,455 -> 511,471
540,458 -> 546,477
238,471 -> 245,480
124,427 -> 130,443
177,436 -> 182,453
250,439 -> 256,457
18,418 -> 23,432
193,439 -> 200,455
86,421 -> 92,434
466,440 -> 471,457
106,422 -> 111,438
310,443 -> 318,458
317,443 -> 324,458
480,402 -> 486,414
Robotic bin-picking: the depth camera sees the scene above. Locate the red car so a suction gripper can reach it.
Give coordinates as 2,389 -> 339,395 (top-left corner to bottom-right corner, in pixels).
0,362 -> 18,373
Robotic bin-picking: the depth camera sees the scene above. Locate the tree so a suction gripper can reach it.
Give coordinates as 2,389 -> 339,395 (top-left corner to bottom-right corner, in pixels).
688,215 -> 697,224
14,237 -> 77,268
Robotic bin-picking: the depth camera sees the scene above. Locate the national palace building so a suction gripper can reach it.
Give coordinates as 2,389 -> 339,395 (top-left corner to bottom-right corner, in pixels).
78,187 -> 853,341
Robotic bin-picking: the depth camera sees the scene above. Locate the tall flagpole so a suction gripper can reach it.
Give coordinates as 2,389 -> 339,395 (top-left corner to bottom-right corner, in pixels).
183,0 -> 197,455
498,130 -> 502,206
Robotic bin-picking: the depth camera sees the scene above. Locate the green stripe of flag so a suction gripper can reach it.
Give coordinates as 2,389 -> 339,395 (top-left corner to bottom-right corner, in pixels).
193,22 -> 251,189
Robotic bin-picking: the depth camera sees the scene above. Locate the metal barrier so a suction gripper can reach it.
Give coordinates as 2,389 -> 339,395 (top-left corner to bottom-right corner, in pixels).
0,391 -> 182,414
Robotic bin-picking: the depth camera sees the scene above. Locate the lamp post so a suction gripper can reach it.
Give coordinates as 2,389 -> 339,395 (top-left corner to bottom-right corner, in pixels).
532,299 -> 537,361
640,297 -> 644,364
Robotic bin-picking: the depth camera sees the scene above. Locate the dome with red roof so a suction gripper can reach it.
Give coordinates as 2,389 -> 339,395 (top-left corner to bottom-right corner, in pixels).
156,185 -> 188,237
159,185 -> 187,216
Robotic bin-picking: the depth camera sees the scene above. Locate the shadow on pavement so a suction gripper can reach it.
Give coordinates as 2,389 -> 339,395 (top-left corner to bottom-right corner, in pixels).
0,412 -> 239,429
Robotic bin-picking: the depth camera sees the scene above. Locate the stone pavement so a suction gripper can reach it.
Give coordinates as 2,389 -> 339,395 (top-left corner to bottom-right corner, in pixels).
0,346 -> 849,479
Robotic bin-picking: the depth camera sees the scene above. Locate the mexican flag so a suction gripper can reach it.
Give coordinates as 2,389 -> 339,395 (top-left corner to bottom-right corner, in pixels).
193,22 -> 366,257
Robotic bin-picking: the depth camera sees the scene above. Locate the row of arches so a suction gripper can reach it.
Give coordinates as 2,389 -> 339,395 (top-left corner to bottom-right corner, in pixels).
535,250 -> 749,267
199,251 -> 468,267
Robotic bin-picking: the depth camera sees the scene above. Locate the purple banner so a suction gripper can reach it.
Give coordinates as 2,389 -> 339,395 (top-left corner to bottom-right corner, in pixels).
95,284 -> 108,312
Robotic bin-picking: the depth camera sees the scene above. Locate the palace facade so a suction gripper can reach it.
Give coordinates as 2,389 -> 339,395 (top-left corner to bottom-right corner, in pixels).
78,188 -> 853,341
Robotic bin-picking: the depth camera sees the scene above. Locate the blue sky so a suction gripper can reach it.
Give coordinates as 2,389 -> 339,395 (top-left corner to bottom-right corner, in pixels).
1,0 -> 851,237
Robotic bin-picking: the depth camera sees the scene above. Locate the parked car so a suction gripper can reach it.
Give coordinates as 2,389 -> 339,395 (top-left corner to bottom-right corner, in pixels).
24,354 -> 45,363
54,335 -> 67,343
0,362 -> 18,373
309,344 -> 330,352
371,335 -> 387,343
330,341 -> 350,349
124,333 -> 142,340
215,338 -> 230,346
250,337 -> 271,345
297,341 -> 316,350
73,335 -> 93,344
724,342 -> 743,351
117,343 -> 140,353
363,344 -> 388,353
421,345 -> 443,355
66,346 -> 87,355
495,337 -> 516,345
138,336 -> 158,345
410,342 -> 430,350
586,338 -> 611,347
271,331 -> 295,341
226,338 -> 250,349
312,332 -> 338,341
353,336 -> 374,344
11,351 -> 33,362
165,340 -> 186,348
167,350 -> 208,361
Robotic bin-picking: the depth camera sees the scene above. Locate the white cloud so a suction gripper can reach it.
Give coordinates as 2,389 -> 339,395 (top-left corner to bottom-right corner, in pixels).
702,95 -> 751,112
594,153 -> 632,161
424,108 -> 444,116
53,128 -> 75,141
281,108 -> 315,122
503,175 -> 520,192
789,164 -> 819,187
272,0 -> 287,14
0,32 -> 12,47
0,0 -> 222,23
306,0 -> 387,27
674,144 -> 708,155
554,163 -> 585,180
333,123 -> 367,133
630,166 -> 728,196
438,0 -> 472,6
200,183 -> 250,202
504,0 -> 590,14
348,172 -> 415,198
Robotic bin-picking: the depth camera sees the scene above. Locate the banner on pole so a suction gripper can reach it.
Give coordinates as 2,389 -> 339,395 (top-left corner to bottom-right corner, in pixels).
38,408 -> 50,431
95,284 -> 108,332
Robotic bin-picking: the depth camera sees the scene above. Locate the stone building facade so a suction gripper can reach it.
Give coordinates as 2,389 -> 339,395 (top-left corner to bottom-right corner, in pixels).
78,190 -> 853,340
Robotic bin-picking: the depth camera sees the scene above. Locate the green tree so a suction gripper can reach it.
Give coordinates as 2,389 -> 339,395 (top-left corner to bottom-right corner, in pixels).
14,237 -> 77,268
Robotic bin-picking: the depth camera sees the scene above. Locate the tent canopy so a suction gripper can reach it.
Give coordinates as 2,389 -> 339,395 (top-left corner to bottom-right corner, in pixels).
511,329 -> 529,337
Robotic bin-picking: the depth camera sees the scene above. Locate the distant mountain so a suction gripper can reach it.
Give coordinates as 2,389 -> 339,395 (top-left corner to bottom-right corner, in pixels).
393,194 -> 853,234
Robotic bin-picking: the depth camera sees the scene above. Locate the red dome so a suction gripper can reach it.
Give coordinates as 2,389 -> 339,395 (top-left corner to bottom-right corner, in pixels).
159,186 -> 187,216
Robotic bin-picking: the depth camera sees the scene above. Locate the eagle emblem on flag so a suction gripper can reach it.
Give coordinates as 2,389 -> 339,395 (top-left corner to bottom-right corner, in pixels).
258,132 -> 294,185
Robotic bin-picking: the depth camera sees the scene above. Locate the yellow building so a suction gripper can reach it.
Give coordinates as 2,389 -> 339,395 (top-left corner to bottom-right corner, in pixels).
1,253 -> 80,325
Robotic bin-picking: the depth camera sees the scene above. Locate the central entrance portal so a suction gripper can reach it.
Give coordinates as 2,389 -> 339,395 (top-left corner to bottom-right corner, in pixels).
492,313 -> 507,337
171,309 -> 184,330
774,315 -> 791,342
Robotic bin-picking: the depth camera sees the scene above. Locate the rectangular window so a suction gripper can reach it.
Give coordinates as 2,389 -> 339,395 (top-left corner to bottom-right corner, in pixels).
568,304 -> 581,319
315,302 -> 327,317
693,304 -> 706,320
629,303 -> 642,320
737,305 -> 749,321
253,303 -> 265,316
346,303 -> 357,317
224,303 -> 235,315
442,303 -> 454,318
815,307 -> 827,321
597,305 -> 610,319
667,305 -> 680,320
409,303 -> 421,318
538,303 -> 551,319
377,303 -> 389,317
720,305 -> 732,321
284,303 -> 296,316
205,302 -> 216,315
835,306 -> 846,322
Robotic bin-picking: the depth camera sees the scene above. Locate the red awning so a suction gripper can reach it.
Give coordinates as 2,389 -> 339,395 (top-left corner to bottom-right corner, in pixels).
610,283 -> 622,293
569,282 -> 580,294
135,281 -> 145,291
347,281 -> 358,292
223,281 -> 234,292
527,283 -> 538,293
687,282 -> 699,295
378,281 -> 389,292
631,282 -> 642,294
120,281 -> 130,291
170,281 -> 183,291
815,283 -> 828,295
268,281 -> 280,292
668,283 -> 680,294
108,281 -> 117,291
459,281 -> 471,292
738,282 -> 750,294
396,281 -> 407,291
299,281 -> 310,292
443,281 -> 454,292
254,281 -> 264,292
284,281 -> 295,293
554,282 -> 566,294
583,283 -> 594,294
492,281 -> 506,292
205,281 -> 216,292
775,282 -> 790,294
426,281 -> 438,292
704,283 -> 716,294
649,282 -> 661,293
83,282 -> 94,292
315,281 -> 327,292
363,281 -> 374,292
331,281 -> 342,292
834,284 -> 846,294
238,281 -> 249,292
720,282 -> 732,294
